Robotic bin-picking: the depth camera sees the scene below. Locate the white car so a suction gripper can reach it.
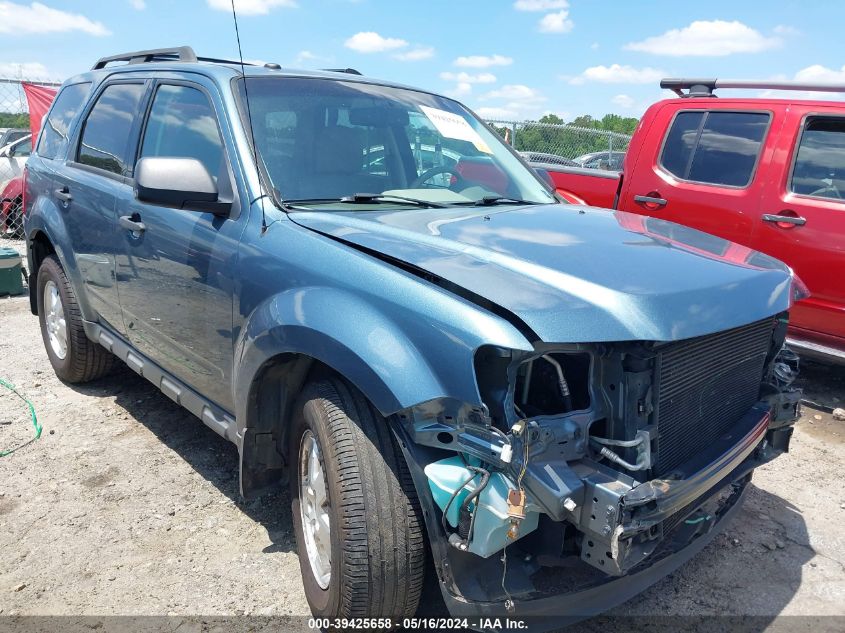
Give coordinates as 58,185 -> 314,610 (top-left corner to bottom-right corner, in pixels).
0,133 -> 32,186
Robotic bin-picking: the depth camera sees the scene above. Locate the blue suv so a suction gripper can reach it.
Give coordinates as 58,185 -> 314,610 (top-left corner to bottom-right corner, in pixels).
25,47 -> 802,625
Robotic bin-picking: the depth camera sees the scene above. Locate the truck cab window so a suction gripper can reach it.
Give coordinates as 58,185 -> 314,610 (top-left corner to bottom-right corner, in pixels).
660,111 -> 769,187
790,117 -> 845,202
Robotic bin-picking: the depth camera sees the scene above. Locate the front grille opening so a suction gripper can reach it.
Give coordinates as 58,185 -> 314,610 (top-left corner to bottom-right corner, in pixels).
654,318 -> 774,476
515,353 -> 591,417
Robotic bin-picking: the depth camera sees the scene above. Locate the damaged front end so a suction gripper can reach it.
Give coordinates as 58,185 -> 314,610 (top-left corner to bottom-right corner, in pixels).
395,313 -> 801,619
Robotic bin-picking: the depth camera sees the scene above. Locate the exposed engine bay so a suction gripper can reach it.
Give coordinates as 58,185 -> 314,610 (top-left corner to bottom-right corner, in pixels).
397,313 -> 801,608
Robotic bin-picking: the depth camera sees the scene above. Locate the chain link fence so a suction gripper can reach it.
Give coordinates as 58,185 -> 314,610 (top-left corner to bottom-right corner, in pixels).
0,77 -> 62,240
485,119 -> 632,171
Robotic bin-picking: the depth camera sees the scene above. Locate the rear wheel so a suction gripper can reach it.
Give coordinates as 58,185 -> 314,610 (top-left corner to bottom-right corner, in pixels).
289,377 -> 425,619
36,255 -> 113,383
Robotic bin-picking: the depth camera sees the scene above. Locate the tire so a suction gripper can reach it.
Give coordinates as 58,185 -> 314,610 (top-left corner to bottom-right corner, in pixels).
36,254 -> 113,383
289,377 -> 425,620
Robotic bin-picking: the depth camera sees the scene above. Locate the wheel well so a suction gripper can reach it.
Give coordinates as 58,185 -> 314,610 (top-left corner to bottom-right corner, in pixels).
240,353 -> 336,498
28,231 -> 55,315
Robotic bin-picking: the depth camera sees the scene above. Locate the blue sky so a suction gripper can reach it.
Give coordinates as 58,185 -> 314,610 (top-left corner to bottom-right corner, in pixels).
1,0 -> 843,121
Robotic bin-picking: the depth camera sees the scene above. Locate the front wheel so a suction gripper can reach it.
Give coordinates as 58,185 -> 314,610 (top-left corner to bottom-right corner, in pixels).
289,377 -> 425,619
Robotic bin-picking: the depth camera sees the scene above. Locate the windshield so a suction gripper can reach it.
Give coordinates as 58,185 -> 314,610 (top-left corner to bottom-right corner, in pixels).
237,77 -> 556,208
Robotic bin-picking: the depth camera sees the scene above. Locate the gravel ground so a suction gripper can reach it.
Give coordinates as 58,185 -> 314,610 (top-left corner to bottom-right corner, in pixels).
1,237 -> 844,631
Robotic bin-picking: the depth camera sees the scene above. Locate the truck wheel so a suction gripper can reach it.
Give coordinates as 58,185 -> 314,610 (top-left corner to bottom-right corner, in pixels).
36,255 -> 113,383
290,377 -> 425,619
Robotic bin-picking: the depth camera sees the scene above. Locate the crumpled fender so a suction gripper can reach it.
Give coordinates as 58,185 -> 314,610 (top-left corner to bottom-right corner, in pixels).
232,284 -> 534,438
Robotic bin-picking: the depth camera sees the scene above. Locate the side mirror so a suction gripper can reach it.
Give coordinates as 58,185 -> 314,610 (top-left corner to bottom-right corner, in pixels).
0,146 -> 9,158
134,157 -> 230,216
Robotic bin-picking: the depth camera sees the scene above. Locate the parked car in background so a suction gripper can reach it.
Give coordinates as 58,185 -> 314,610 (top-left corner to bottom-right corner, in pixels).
1,174 -> 24,237
534,78 -> 845,364
25,51 -> 802,625
0,127 -> 29,149
573,150 -> 626,171
518,151 -> 580,167
0,133 -> 32,181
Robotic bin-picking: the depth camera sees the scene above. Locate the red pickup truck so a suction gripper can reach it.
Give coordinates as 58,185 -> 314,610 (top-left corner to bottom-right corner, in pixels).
539,78 -> 845,364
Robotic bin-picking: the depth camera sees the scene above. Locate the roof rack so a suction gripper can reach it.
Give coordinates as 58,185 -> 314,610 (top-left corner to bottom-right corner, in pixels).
93,46 -> 198,70
322,68 -> 363,76
661,78 -> 845,97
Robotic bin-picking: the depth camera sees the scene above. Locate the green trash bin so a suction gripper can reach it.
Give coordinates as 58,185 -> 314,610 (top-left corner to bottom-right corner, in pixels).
0,247 -> 24,296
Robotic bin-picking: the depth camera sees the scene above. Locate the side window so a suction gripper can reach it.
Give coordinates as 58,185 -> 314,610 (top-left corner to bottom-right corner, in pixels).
660,111 -> 769,187
140,84 -> 224,179
13,137 -> 32,157
78,83 -> 146,176
36,82 -> 91,160
790,117 -> 845,202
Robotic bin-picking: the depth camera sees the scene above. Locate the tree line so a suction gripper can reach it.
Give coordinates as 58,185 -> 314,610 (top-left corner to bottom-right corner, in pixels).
491,113 -> 639,159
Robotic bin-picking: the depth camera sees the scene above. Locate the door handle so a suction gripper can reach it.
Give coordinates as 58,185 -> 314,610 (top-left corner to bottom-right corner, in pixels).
119,214 -> 146,234
54,187 -> 72,204
633,194 -> 668,208
762,214 -> 806,227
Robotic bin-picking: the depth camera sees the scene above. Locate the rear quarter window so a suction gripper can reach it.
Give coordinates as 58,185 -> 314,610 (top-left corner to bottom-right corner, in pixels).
36,82 -> 92,160
659,110 -> 770,188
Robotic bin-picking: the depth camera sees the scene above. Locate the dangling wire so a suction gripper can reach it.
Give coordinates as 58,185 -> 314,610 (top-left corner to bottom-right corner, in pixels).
0,378 -> 41,457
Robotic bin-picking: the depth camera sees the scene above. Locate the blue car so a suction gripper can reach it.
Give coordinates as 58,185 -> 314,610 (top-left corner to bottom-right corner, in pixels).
24,47 -> 803,626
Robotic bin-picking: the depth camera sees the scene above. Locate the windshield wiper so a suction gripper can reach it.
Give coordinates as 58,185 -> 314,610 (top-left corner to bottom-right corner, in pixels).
340,193 -> 449,208
284,193 -> 448,209
475,196 -> 543,206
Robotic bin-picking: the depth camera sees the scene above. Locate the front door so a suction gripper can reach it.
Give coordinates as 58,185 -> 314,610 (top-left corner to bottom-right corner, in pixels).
752,106 -> 845,348
114,81 -> 241,411
619,103 -> 779,247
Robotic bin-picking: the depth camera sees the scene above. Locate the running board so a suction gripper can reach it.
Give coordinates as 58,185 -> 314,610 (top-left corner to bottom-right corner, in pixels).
84,321 -> 238,443
787,336 -> 845,365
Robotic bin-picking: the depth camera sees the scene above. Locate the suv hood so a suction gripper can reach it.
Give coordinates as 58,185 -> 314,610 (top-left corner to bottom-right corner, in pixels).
291,204 -> 795,343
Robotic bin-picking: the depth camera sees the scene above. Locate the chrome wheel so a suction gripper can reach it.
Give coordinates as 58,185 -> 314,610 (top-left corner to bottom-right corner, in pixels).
299,430 -> 331,589
43,280 -> 68,360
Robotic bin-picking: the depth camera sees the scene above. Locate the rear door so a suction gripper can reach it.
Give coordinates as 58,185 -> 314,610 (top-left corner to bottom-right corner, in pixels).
114,79 -> 242,412
752,105 -> 845,346
618,103 -> 780,246
54,80 -> 149,335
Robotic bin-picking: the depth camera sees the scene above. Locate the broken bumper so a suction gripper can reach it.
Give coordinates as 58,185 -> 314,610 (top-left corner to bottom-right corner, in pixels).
396,401 -> 794,627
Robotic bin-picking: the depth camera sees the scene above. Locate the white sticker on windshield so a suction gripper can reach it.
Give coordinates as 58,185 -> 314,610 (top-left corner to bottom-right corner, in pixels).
419,105 -> 493,154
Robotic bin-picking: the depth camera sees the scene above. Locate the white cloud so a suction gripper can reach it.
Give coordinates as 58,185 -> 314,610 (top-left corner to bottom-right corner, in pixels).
447,82 -> 474,98
590,42 -> 599,50
624,20 -> 780,57
482,84 -> 545,103
394,47 -> 435,62
130,0 -> 146,8
773,24 -> 800,36
345,31 -> 408,53
0,2 -> 110,36
513,0 -> 568,10
0,61 -> 50,79
293,50 -> 334,65
794,64 -> 845,83
207,0 -> 297,14
453,54 -> 513,68
611,94 -> 635,109
474,106 -> 520,120
440,71 -> 497,84
538,10 -> 573,33
569,64 -> 665,85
